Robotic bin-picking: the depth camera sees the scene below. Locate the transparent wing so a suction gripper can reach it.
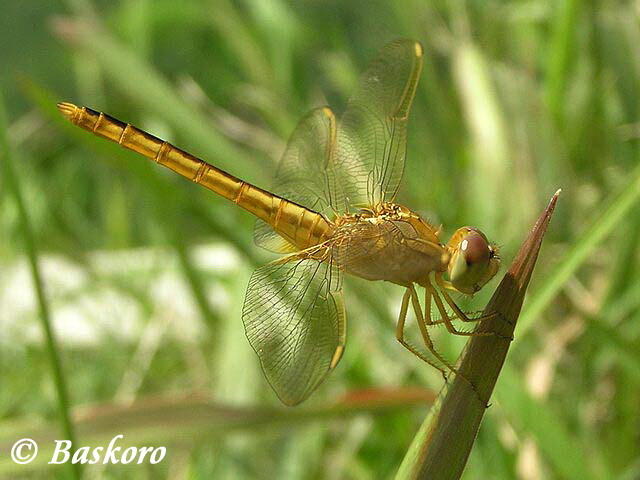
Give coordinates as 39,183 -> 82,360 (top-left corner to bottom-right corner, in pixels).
254,107 -> 338,253
334,39 -> 423,210
242,252 -> 346,405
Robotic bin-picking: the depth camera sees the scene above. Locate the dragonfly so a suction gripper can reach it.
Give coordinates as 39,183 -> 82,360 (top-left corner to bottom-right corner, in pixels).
58,39 -> 501,406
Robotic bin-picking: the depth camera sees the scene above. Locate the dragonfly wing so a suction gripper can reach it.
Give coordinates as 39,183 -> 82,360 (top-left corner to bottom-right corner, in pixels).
335,39 -> 423,209
254,107 -> 339,253
252,227 -> 300,254
243,253 -> 345,405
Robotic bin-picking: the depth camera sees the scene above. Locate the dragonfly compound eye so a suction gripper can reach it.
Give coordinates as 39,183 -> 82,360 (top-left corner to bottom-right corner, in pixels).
447,227 -> 499,294
461,231 -> 490,265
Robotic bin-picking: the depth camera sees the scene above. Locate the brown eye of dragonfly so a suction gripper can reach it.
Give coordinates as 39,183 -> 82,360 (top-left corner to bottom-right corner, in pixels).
461,231 -> 490,265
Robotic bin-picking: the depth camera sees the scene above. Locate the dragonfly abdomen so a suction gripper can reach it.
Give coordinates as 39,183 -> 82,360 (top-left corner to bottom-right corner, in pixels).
57,102 -> 331,250
261,196 -> 332,249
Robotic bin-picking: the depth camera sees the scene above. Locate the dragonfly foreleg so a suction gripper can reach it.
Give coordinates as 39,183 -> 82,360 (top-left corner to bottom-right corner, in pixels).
428,274 -> 513,341
423,288 -> 481,326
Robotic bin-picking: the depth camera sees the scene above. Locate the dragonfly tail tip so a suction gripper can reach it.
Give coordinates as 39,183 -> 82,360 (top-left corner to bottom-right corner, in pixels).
56,102 -> 78,122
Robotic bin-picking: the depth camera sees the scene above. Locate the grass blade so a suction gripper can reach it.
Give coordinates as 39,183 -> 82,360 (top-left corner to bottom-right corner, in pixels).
0,93 -> 80,479
546,0 -> 583,122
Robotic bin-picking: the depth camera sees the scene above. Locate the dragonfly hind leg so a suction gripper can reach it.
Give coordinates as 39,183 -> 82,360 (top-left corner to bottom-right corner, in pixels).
395,285 -> 457,382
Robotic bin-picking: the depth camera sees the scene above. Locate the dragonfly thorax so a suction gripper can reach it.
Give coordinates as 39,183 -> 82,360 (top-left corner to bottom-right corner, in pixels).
329,203 -> 449,285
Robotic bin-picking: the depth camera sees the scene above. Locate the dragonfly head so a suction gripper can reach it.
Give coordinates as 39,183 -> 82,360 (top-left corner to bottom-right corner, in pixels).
446,227 -> 500,295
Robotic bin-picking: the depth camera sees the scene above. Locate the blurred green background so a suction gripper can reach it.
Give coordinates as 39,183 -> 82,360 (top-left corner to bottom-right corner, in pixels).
1,0 -> 640,479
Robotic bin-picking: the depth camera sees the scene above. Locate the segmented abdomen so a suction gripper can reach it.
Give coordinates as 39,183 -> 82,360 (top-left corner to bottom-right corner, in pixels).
57,102 -> 332,249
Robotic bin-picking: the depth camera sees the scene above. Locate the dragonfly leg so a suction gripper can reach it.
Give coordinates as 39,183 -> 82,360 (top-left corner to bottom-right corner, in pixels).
414,284 -> 489,406
423,286 -> 436,326
424,287 -> 482,326
429,275 -> 513,341
408,285 -> 459,381
395,287 -> 450,382
435,273 -> 513,326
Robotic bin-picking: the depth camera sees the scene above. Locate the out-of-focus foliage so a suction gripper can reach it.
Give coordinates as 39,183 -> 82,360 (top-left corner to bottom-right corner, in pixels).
1,0 -> 639,478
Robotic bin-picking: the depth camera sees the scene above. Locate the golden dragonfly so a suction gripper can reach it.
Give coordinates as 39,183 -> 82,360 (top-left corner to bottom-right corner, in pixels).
58,39 -> 501,406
